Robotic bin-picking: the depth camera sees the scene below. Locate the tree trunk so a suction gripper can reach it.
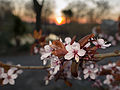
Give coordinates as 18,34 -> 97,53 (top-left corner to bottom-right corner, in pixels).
33,0 -> 44,31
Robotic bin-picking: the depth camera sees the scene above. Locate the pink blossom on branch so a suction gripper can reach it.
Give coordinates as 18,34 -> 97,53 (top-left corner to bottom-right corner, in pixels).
83,64 -> 98,80
64,42 -> 86,62
93,38 -> 111,49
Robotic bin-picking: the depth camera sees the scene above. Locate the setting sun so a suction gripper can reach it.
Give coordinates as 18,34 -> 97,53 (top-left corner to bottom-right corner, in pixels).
56,16 -> 65,25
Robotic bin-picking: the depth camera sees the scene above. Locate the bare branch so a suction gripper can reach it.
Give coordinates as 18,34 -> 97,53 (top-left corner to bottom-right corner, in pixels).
0,61 -> 50,70
94,51 -> 120,60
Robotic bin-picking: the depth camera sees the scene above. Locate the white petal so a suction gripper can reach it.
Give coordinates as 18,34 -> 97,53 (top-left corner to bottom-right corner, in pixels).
11,74 -> 18,79
8,68 -> 15,75
43,60 -> 47,65
34,47 -> 38,53
3,79 -> 9,85
108,63 -> 113,67
76,77 -> 81,80
103,65 -> 109,69
94,68 -> 98,73
84,42 -> 91,48
93,41 -> 98,46
45,80 -> 49,85
83,69 -> 88,74
102,44 -> 111,48
104,80 -> 110,85
72,42 -> 80,50
53,65 -> 60,75
78,49 -> 86,56
65,37 -> 71,44
44,45 -> 51,52
16,70 -> 23,74
9,79 -> 15,85
101,46 -> 106,49
90,73 -> 96,79
97,39 -> 105,45
41,52 -> 51,60
11,67 -> 18,71
49,41 -> 52,45
90,64 -> 94,68
60,38 -> 63,42
64,52 -> 74,60
65,45 -> 73,52
84,73 -> 89,79
1,73 -> 7,78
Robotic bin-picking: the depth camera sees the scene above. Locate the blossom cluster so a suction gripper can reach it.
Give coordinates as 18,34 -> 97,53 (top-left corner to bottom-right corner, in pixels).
31,33 -> 116,88
91,61 -> 120,90
0,30 -> 119,90
0,65 -> 23,85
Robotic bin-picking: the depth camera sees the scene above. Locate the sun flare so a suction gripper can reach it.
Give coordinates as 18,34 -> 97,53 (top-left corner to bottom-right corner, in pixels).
56,16 -> 65,25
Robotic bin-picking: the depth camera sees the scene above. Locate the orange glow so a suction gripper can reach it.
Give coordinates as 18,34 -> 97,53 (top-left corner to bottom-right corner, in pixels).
56,16 -> 65,25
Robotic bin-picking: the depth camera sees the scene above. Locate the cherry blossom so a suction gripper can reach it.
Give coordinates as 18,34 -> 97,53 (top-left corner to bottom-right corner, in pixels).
104,75 -> 114,85
41,45 -> 52,59
83,64 -> 98,80
103,63 -> 116,70
50,56 -> 61,75
34,46 -> 39,54
41,44 -> 52,65
93,38 -> 111,49
64,42 -> 86,62
2,67 -> 18,85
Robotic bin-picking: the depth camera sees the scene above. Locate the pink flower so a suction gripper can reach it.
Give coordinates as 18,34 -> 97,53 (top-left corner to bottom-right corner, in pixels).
34,47 -> 39,54
2,67 -> 18,85
64,42 -> 86,62
103,63 -> 116,70
50,56 -> 61,75
104,75 -> 114,85
93,38 -> 111,49
83,64 -> 98,80
41,44 -> 52,65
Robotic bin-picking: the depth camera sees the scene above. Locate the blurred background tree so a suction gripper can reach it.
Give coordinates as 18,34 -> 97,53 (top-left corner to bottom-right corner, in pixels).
62,9 -> 73,23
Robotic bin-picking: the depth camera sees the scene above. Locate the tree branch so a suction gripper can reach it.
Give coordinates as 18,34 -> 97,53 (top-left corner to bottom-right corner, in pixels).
0,51 -> 120,70
94,51 -> 120,60
0,61 -> 50,70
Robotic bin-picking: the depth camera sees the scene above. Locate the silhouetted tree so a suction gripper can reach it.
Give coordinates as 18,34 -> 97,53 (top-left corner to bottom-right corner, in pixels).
62,9 -> 73,23
33,0 -> 45,31
62,1 -> 87,22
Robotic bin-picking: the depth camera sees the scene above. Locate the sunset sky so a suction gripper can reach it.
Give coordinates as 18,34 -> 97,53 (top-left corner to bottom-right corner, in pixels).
7,0 -> 120,22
